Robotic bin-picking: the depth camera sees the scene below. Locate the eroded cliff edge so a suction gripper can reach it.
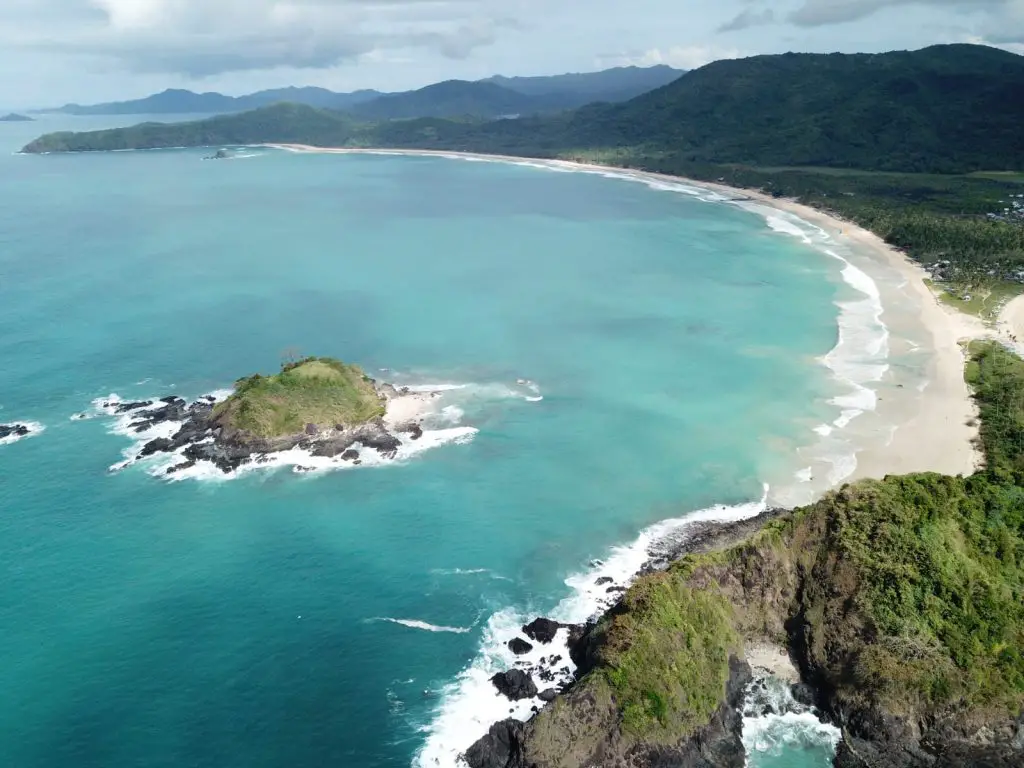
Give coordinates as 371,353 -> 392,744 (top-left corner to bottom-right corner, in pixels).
467,341 -> 1024,768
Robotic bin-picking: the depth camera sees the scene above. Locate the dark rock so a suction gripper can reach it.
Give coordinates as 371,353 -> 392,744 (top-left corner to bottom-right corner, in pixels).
790,682 -> 816,708
463,719 -> 527,768
166,460 -> 196,475
595,576 -> 613,586
507,637 -> 533,656
139,437 -> 173,457
341,449 -> 360,461
160,396 -> 185,405
538,688 -> 558,703
0,423 -> 30,439
490,669 -> 538,701
304,423 -> 318,436
606,586 -> 626,594
522,618 -> 562,644
114,400 -> 154,413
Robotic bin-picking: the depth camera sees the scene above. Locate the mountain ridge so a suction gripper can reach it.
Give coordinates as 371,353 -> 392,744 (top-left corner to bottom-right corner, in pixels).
34,65 -> 685,118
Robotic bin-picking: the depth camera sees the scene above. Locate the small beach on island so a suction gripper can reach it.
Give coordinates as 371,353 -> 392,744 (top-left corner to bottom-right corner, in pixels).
267,143 -> 989,500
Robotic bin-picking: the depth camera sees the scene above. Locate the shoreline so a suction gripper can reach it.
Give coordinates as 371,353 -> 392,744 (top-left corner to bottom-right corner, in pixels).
268,143 -> 987,492
262,144 -> 996,767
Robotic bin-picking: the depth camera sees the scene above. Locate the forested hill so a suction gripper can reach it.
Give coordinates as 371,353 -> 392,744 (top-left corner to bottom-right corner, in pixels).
23,44 -> 1024,174
567,43 -> 1024,172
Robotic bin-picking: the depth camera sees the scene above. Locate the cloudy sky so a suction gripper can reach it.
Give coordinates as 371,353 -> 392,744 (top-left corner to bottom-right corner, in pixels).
1,0 -> 1022,107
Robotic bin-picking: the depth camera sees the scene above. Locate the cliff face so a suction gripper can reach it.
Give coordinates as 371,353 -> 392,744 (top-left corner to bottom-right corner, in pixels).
466,473 -> 1024,768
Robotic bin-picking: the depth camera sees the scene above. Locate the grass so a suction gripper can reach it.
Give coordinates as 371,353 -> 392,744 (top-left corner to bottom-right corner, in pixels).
213,357 -> 385,438
595,570 -> 738,741
928,278 -> 1024,322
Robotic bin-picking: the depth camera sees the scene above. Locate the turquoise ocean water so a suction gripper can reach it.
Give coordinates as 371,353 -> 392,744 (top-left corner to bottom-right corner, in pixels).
1,118 -> 848,767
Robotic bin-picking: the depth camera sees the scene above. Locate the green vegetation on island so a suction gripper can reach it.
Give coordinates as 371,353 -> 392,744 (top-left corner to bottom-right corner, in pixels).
0,113 -> 33,122
212,357 -> 385,439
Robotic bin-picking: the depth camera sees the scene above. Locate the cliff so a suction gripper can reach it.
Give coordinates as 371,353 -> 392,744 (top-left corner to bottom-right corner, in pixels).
466,341 -> 1024,767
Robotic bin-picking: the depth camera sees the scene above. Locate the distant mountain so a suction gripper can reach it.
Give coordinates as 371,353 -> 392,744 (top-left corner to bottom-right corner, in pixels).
0,113 -> 33,122
38,65 -> 681,119
345,80 -> 563,121
27,45 -> 1024,174
43,87 -> 384,116
482,64 -> 684,101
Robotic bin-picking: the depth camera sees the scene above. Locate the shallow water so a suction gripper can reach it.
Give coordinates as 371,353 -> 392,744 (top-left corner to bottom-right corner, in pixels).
0,123 -> 871,766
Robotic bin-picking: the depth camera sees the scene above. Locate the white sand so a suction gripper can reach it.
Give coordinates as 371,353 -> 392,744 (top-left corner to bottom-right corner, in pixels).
749,194 -> 986,481
270,144 -> 989,485
745,641 -> 799,683
383,392 -> 437,427
996,294 -> 1024,357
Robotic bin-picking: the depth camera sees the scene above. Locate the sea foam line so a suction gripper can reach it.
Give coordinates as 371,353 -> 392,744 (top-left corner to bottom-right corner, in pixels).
374,618 -> 473,634
413,486 -> 769,768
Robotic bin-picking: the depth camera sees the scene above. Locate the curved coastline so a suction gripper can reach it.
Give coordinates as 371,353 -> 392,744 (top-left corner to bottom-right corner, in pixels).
259,143 -> 994,767
266,143 -> 985,496
251,146 -> 995,766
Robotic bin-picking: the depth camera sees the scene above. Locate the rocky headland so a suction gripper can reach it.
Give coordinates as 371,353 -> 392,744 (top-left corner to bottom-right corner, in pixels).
101,357 -> 433,475
462,344 -> 1024,768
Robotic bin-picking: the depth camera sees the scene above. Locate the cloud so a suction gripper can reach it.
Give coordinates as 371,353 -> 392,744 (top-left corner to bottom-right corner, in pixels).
600,44 -> 747,70
1,0 -> 515,77
718,7 -> 775,33
788,0 -> 1005,27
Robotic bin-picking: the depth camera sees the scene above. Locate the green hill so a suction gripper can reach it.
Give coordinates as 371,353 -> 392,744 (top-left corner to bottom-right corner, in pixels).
346,80 -> 558,120
21,103 -> 360,153
213,357 -> 384,439
26,44 -> 1024,174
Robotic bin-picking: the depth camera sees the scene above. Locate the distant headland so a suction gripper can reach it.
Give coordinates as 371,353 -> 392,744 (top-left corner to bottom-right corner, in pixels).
0,113 -> 33,122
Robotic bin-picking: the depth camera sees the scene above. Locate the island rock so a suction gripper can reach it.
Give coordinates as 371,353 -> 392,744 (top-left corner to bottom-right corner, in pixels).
114,356 -> 436,476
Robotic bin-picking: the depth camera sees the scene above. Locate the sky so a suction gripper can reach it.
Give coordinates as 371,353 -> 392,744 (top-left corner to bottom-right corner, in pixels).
0,0 -> 1022,107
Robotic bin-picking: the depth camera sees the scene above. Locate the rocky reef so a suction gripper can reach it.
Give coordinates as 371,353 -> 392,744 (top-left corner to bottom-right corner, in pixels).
0,422 -> 35,442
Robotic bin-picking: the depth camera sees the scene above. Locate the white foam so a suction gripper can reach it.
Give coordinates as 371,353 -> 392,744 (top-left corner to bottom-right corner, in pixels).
741,674 -> 840,762
414,486 -> 770,768
375,618 -> 472,634
0,421 -> 45,446
824,452 -> 858,486
431,568 -> 514,582
795,467 -> 813,483
153,426 -> 479,482
813,424 -> 833,437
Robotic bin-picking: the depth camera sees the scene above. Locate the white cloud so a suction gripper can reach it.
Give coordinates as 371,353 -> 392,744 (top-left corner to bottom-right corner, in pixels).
4,0 -> 512,77
601,45 -> 748,71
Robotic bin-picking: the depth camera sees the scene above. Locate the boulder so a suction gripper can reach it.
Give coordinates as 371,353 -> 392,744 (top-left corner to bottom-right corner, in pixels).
463,719 -> 527,768
538,688 -> 558,703
139,437 -> 173,457
114,400 -> 154,413
522,618 -> 562,644
490,669 -> 538,701
507,637 -> 533,656
595,576 -> 613,586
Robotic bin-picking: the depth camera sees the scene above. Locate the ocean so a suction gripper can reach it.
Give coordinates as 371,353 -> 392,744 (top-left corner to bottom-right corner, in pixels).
0,117 -> 892,767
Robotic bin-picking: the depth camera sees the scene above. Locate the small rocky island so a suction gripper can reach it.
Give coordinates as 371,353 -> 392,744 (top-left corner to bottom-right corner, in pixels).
0,423 -> 35,442
0,113 -> 34,122
203,148 -> 231,160
107,357 -> 428,475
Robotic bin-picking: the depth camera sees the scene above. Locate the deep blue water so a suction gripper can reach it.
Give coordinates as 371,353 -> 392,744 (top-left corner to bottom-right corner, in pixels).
1,119 -> 844,767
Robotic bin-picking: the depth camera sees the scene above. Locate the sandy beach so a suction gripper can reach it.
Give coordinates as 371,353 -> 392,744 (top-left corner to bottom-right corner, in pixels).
270,143 -> 990,489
